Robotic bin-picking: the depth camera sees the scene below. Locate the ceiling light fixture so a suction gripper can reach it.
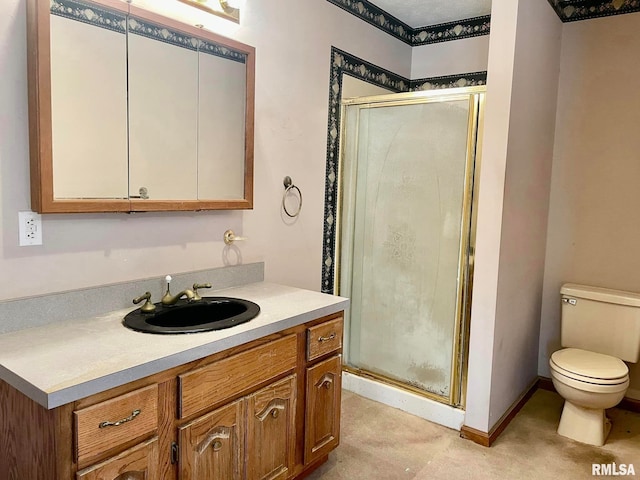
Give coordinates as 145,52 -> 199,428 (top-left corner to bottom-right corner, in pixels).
177,0 -> 242,23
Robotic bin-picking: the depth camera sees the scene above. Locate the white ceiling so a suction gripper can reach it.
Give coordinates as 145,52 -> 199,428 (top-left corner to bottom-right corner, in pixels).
368,0 -> 492,28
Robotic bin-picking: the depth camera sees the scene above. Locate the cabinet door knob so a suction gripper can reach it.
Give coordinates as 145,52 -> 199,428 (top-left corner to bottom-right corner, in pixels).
271,409 -> 280,419
213,440 -> 223,451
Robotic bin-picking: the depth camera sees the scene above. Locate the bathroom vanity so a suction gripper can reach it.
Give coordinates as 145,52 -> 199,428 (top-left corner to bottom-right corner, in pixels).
0,282 -> 348,480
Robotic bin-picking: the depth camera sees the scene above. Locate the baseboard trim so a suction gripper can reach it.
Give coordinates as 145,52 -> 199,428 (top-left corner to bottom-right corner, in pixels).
538,376 -> 640,413
459,425 -> 490,447
537,376 -> 554,392
619,396 -> 640,413
461,377 -> 539,448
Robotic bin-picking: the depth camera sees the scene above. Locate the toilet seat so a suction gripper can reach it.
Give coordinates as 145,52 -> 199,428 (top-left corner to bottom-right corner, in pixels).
550,348 -> 629,392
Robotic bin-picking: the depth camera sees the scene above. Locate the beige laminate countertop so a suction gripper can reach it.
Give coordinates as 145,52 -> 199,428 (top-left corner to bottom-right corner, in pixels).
0,282 -> 348,409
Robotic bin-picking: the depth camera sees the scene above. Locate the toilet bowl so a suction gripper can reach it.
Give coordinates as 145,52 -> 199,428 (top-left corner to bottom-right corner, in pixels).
550,348 -> 629,446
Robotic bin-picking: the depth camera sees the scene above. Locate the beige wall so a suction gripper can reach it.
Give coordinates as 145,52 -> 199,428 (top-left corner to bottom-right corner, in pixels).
0,0 -> 411,302
465,0 -> 519,432
540,12 -> 640,399
489,0 -> 562,423
466,0 -> 562,432
411,36 -> 490,79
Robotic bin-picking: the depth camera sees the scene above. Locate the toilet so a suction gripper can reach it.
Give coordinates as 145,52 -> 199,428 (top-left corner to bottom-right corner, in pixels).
549,284 -> 640,446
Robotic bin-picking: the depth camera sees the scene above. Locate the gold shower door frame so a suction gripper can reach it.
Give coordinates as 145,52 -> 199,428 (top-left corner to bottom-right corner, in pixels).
335,86 -> 485,408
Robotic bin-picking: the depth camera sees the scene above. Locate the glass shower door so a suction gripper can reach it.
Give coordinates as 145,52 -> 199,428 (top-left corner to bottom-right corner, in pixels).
339,90 -> 481,404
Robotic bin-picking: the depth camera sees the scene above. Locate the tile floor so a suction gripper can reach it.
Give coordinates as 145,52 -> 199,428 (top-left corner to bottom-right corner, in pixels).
306,389 -> 640,479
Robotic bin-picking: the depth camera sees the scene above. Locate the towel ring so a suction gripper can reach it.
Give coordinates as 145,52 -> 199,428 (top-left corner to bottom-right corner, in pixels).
282,176 -> 302,218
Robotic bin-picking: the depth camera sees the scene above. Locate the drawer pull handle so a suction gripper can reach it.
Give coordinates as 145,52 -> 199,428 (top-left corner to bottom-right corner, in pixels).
318,333 -> 336,343
98,409 -> 141,429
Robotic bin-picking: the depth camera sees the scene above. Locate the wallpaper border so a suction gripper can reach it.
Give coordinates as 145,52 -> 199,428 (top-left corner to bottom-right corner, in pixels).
50,0 -> 127,33
327,0 -> 640,44
547,0 -> 640,22
325,0 -> 490,45
412,16 -> 491,46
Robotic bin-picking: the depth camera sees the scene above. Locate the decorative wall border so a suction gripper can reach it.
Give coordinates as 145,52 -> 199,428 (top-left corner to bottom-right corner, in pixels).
128,18 -> 247,61
328,0 -> 640,44
411,71 -> 487,91
547,0 -> 640,22
199,39 -> 247,63
412,16 -> 491,46
50,0 -> 127,34
128,16 -> 199,50
325,0 -> 413,44
326,0 -> 490,46
321,47 -> 487,293
53,2 -> 248,63
52,0 -> 247,63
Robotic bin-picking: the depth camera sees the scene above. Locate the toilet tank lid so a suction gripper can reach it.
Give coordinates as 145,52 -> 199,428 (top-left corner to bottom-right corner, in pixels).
561,283 -> 640,307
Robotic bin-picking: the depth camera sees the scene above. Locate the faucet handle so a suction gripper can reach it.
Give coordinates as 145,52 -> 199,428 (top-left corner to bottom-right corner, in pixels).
193,283 -> 212,301
133,292 -> 156,313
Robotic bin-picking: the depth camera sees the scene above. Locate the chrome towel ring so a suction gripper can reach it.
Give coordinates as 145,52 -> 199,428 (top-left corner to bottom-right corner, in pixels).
282,176 -> 302,217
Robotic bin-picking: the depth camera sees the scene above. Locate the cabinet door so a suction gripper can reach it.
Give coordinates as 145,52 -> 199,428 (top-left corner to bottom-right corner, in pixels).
246,375 -> 296,480
305,355 -> 341,465
76,437 -> 158,480
179,400 -> 244,480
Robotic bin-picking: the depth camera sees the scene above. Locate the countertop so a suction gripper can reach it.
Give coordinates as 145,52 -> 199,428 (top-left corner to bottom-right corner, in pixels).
0,282 -> 349,409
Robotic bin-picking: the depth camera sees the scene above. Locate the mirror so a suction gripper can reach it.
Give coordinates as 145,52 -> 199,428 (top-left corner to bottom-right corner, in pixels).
28,0 -> 255,213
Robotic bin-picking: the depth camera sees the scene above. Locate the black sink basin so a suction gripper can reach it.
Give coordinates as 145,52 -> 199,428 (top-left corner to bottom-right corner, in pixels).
123,297 -> 260,334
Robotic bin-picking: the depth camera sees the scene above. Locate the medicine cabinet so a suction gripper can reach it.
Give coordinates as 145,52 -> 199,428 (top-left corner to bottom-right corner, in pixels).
27,0 -> 255,213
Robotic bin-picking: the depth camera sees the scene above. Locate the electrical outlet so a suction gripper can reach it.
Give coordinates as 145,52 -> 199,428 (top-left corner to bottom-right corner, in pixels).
18,211 -> 43,246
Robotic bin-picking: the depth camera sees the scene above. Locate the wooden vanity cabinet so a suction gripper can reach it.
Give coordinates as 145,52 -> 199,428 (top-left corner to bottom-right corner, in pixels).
0,312 -> 344,480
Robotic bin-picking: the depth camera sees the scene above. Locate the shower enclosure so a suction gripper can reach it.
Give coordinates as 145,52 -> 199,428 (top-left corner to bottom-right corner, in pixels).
336,87 -> 484,407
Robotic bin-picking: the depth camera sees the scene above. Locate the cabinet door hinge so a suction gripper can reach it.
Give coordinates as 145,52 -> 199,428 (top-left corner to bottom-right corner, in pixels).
171,442 -> 179,465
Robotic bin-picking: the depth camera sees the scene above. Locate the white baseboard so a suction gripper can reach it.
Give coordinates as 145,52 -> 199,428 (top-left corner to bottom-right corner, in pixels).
342,371 -> 465,431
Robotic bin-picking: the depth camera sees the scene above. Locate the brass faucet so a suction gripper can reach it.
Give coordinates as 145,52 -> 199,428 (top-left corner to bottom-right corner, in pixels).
162,289 -> 195,306
192,283 -> 212,301
161,275 -> 195,306
133,291 -> 156,313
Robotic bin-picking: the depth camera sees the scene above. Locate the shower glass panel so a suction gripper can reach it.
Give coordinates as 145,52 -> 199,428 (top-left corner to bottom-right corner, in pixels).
338,89 -> 482,405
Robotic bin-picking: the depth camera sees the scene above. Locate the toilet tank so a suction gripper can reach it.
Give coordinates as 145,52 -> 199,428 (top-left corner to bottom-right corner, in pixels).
561,284 -> 640,363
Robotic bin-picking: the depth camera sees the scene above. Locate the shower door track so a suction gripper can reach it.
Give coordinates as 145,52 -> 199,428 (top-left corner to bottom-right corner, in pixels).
343,365 -> 463,406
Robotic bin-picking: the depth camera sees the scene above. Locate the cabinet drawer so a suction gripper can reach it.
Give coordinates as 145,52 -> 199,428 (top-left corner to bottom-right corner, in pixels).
179,335 -> 297,419
307,317 -> 343,361
74,385 -> 158,466
76,437 -> 159,480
